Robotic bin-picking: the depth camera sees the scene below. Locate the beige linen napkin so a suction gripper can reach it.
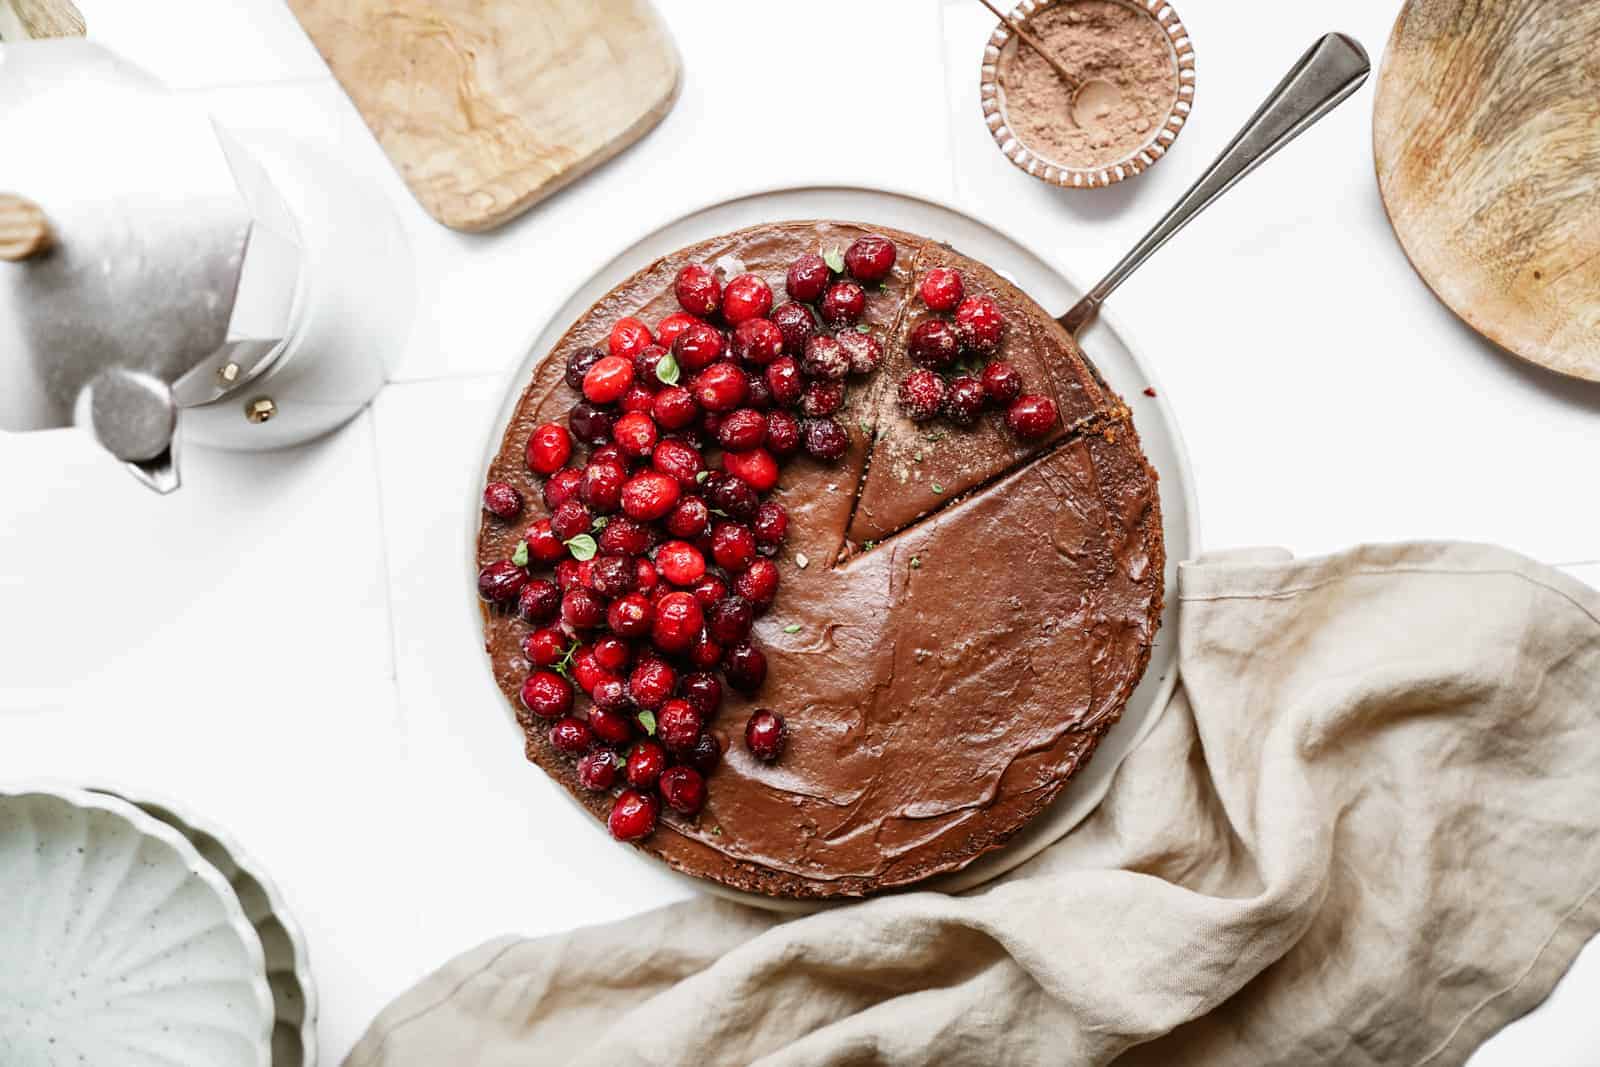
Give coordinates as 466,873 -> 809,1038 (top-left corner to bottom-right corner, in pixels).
349,542 -> 1600,1066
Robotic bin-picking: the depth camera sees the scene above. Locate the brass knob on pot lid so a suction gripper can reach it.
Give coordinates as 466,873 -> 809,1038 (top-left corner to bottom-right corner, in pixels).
0,194 -> 52,260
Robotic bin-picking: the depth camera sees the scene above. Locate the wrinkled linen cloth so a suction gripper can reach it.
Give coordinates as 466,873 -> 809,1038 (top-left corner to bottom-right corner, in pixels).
348,543 -> 1600,1066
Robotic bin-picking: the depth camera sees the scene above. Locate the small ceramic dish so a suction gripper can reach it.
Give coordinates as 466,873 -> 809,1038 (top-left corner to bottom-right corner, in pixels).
0,786 -> 274,1067
981,0 -> 1196,188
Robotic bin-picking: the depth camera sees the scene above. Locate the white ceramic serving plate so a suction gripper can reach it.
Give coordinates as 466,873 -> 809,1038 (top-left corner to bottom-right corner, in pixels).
0,786 -> 274,1066
473,184 -> 1198,911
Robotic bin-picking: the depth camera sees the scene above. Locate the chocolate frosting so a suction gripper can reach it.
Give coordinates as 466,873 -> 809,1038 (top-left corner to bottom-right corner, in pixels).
477,221 -> 1164,898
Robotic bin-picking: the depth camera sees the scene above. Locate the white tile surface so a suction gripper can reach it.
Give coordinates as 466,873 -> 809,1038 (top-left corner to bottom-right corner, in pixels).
74,0 -> 330,87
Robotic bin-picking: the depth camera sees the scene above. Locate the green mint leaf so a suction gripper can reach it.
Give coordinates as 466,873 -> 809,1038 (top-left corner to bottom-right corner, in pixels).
565,533 -> 597,561
823,247 -> 845,273
931,483 -> 945,494
655,351 -> 681,386
910,556 -> 922,569
695,470 -> 710,484
710,507 -> 729,518
637,710 -> 657,736
591,516 -> 609,530
856,324 -> 872,334
783,624 -> 801,634
510,540 -> 529,568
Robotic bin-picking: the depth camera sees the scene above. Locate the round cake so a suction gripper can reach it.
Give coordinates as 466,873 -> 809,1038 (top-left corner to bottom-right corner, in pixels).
476,221 -> 1164,899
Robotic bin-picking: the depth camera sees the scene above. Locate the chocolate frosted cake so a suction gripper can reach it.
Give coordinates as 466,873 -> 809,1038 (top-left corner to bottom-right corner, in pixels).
476,221 -> 1164,898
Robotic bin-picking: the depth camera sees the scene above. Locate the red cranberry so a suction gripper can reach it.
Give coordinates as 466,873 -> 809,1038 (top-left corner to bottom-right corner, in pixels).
770,302 -> 817,356
477,560 -> 528,602
598,517 -> 651,556
576,749 -> 618,790
845,235 -> 897,282
944,375 -> 987,425
607,789 -> 659,841
709,597 -> 755,645
717,409 -> 768,451
731,318 -> 784,365
721,448 -> 778,493
651,438 -> 702,487
707,474 -> 759,520
520,671 -> 573,719
549,716 -> 593,757
588,554 -> 635,598
651,386 -> 699,430
735,559 -> 780,608
655,312 -> 699,350
607,592 -> 655,638
625,740 -> 668,788
567,401 -> 614,445
711,522 -> 757,572
954,295 -> 1005,353
802,335 -> 850,381
580,462 -> 625,514
682,672 -> 723,717
836,330 -> 882,375
593,677 -> 634,716
619,384 -> 656,415
553,560 -> 583,594
686,731 -> 723,774
517,578 -> 560,623
631,344 -> 670,388
665,496 -> 710,539
651,591 -> 704,654
801,380 -> 845,418
919,267 -> 964,312
672,322 -> 726,372
981,360 -> 1023,405
634,557 -> 659,594
753,501 -> 789,550
612,412 -> 658,459
745,709 -> 786,761
764,356 -> 804,407
542,468 -> 583,511
786,253 -> 832,302
551,499 -> 591,541
800,418 -> 849,461
725,643 -> 768,692
656,541 -> 707,586
820,281 -> 866,326
908,319 -> 960,369
674,264 -> 722,317
608,317 -> 654,360
566,346 -> 606,391
588,706 -> 635,746
522,626 -> 567,666
593,634 -> 633,673
721,273 -> 774,325
690,575 -> 729,611
1006,394 -> 1058,439
620,470 -> 681,521
525,423 -> 572,475
744,369 -> 774,410
591,443 -> 628,468
526,519 -> 567,565
656,698 -> 703,753
561,588 -> 606,629
689,628 -> 724,670
699,409 -> 725,441
765,411 -> 801,456
628,658 -> 677,709
583,355 -> 635,405
898,369 -> 947,422
659,765 -> 707,815
692,361 -> 748,412
483,481 -> 523,520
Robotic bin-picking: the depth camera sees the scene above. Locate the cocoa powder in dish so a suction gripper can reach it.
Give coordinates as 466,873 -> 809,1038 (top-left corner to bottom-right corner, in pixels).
998,0 -> 1180,169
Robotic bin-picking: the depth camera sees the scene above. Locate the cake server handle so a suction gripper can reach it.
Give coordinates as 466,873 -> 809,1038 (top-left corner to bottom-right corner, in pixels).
1059,32 -> 1370,337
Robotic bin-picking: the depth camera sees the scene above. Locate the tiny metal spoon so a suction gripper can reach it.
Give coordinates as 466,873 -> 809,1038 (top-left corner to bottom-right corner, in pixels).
1060,33 -> 1371,336
976,0 -> 1120,130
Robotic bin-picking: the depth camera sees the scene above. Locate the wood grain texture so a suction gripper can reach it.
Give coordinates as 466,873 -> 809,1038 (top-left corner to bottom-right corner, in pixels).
1374,0 -> 1600,382
286,0 -> 680,233
0,194 -> 52,261
0,0 -> 86,39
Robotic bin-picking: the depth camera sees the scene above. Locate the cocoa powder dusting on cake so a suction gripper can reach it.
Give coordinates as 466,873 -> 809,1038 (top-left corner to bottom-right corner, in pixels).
999,0 -> 1179,169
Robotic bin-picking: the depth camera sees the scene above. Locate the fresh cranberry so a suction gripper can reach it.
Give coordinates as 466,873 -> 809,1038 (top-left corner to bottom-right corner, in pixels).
981,361 -> 1023,405
665,496 -> 710,539
711,522 -> 757,572
770,302 -> 817,355
672,322 -> 726,372
744,709 -> 786,761
715,409 -> 766,452
651,591 -> 704,654
722,448 -> 778,493
764,357 -> 804,407
744,371 -> 775,412
651,386 -> 699,430
525,423 -> 572,475
707,474 -> 759,520
731,318 -> 784,365
801,380 -> 845,418
656,541 -> 707,586
690,575 -> 729,611
576,749 -> 618,790
845,235 -> 897,282
954,295 -> 1005,353
625,740 -> 668,788
752,501 -> 789,550
599,517 -> 651,556
682,672 -> 723,717
612,412 -> 658,459
620,470 -> 681,521
800,418 -> 849,461
588,706 -> 635,746
1006,394 -> 1058,439
765,411 -> 801,456
722,273 -> 774,325
565,346 -> 606,391
837,331 -> 882,376
580,462 -> 625,514
674,264 -> 722,317
692,362 -> 748,412
628,658 -> 677,709
651,438 -> 702,487
659,765 -> 707,815
583,355 -> 635,405
607,592 -> 655,638
551,499 -> 591,541
595,679 -> 633,718
520,670 -> 573,719
735,559 -> 780,608
898,369 -> 947,422
608,317 -> 654,361
524,521 -> 565,567
568,401 -> 614,445
802,335 -> 850,381
689,628 -> 724,669
634,557 -> 659,595
786,254 -> 832,302
477,560 -> 528,602
482,481 -> 523,520
631,344 -> 670,389
608,789 -> 659,841
542,468 -> 582,511
725,643 -> 768,692
919,267 -> 964,312
588,554 -> 635,598
549,716 -> 593,757
561,588 -> 606,629
554,558 -> 584,591
820,281 -> 866,326
517,578 -> 560,623
593,634 -> 633,673
656,698 -> 703,753
591,443 -> 628,468
699,410 -> 725,441
655,312 -> 700,350
944,375 -> 987,425
619,384 -> 656,415
709,597 -> 755,645
686,731 -> 723,774
908,319 -> 960,369
522,626 -> 567,666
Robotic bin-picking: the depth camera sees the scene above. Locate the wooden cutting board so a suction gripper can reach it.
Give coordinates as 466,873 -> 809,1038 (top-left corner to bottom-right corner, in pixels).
287,0 -> 681,233
1373,0 -> 1600,383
